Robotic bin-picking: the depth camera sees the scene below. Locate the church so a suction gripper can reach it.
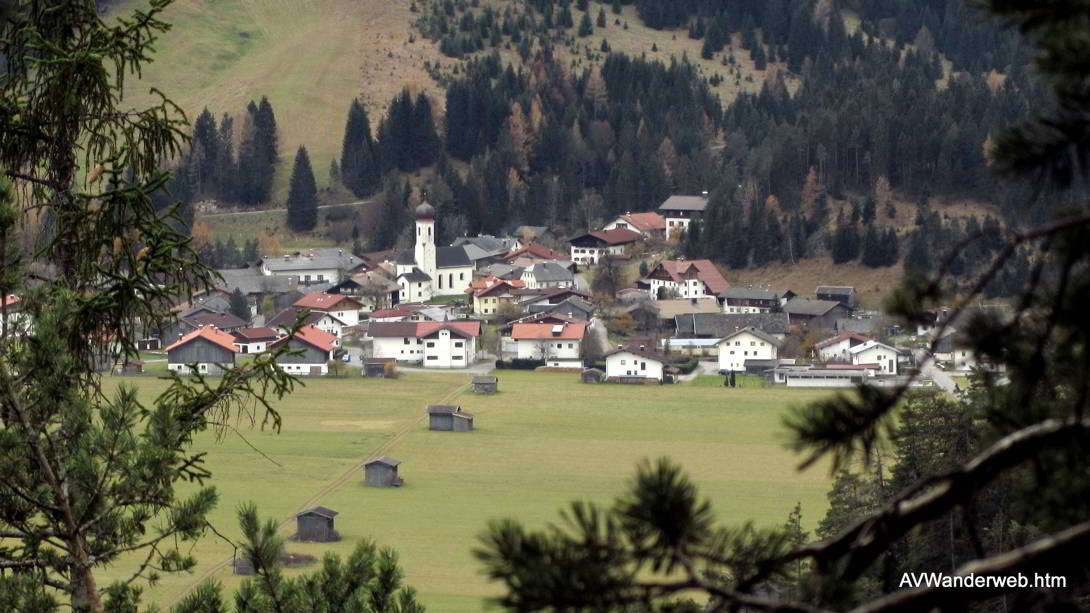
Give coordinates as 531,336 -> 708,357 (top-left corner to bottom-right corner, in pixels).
395,202 -> 475,302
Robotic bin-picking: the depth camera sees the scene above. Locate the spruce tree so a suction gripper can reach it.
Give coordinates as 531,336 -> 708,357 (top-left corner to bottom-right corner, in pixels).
286,146 -> 319,232
228,287 -> 250,322
861,223 -> 882,267
578,12 -> 593,36
339,99 -> 380,197
412,92 -> 442,168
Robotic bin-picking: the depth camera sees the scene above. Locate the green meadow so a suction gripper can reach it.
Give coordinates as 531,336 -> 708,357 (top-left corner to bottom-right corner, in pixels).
101,372 -> 835,612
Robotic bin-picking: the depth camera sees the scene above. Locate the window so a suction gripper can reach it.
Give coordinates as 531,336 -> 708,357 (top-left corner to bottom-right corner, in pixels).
735,341 -> 741,346
750,341 -> 756,346
453,355 -> 463,360
454,341 -> 463,348
427,342 -> 435,348
729,350 -> 735,355
403,338 -> 410,345
427,356 -> 437,361
568,343 -> 574,348
460,273 -> 464,280
620,360 -> 626,365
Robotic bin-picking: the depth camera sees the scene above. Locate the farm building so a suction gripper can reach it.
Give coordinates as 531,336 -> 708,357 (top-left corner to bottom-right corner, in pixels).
658,194 -> 708,236
604,345 -> 669,382
362,358 -> 395,378
815,332 -> 873,363
119,360 -> 144,375
165,327 -> 238,375
363,457 -> 403,487
452,412 -> 474,431
232,326 -> 280,354
783,298 -> 851,331
428,405 -> 462,431
472,375 -> 498,393
582,368 -> 606,383
294,506 -> 339,542
271,325 -> 337,376
783,368 -> 871,387
848,340 -> 901,375
816,285 -> 857,310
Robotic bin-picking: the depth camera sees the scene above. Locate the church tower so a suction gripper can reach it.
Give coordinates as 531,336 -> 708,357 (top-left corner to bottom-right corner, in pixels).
414,201 -> 437,281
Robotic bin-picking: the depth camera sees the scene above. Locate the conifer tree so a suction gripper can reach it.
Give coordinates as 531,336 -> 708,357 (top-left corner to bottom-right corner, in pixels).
228,287 -> 250,322
578,12 -> 593,36
286,146 -> 319,232
412,92 -> 442,168
339,99 -> 380,197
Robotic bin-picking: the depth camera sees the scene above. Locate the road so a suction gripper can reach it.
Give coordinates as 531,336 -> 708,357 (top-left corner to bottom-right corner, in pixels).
915,349 -> 958,394
198,199 -> 373,218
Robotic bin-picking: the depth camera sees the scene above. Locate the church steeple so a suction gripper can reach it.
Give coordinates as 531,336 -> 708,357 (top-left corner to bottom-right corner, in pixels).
414,201 -> 436,281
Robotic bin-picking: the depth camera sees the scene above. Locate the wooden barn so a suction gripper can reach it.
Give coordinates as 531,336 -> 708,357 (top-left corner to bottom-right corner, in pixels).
472,375 -> 498,394
582,368 -> 606,383
363,457 -> 403,487
294,506 -> 339,542
232,555 -> 254,575
164,326 -> 237,376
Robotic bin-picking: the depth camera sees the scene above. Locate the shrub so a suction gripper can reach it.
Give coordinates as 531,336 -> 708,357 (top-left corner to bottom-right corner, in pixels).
496,358 -> 545,370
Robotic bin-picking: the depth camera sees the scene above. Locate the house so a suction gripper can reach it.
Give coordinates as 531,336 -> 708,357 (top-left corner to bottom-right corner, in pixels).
368,303 -> 428,322
526,296 -> 594,321
655,298 -> 723,328
501,242 -> 567,264
472,375 -> 498,394
1,295 -> 31,335
326,272 -> 400,312
642,260 -> 729,299
783,298 -> 851,331
260,248 -> 364,286
720,287 -> 782,313
515,225 -> 555,245
717,327 -> 782,372
363,457 -> 402,487
507,322 -> 587,368
480,263 -> 525,281
520,261 -> 575,289
232,327 -> 281,354
158,306 -> 248,348
294,507 -> 339,542
271,325 -> 337,376
604,345 -> 669,382
165,327 -> 238,375
453,235 -> 520,265
816,285 -> 857,310
394,202 -> 475,301
674,312 -> 791,340
657,194 -> 708,236
568,228 -> 642,266
366,321 -> 481,368
515,287 -> 592,309
783,368 -> 872,388
849,340 -> 900,375
472,278 -> 526,316
815,332 -> 873,363
267,306 -> 347,340
603,211 -> 667,239
214,267 -> 300,316
427,404 -> 474,431
499,312 -> 583,336
292,293 -> 363,327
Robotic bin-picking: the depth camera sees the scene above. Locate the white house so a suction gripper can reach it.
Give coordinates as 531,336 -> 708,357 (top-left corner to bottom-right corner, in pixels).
716,327 -> 781,372
519,262 -> 574,289
232,327 -> 281,354
815,332 -> 873,363
568,228 -> 642,266
657,194 -> 708,237
267,307 -> 346,342
849,340 -> 900,375
642,260 -> 729,299
604,346 -> 668,381
271,325 -> 337,376
507,322 -> 587,367
292,293 -> 363,327
395,202 -> 475,301
259,248 -> 363,285
366,321 -> 481,368
602,211 -> 667,239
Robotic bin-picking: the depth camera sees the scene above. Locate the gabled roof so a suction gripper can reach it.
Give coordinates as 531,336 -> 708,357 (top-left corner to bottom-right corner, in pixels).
368,321 -> 481,339
291,325 -> 337,352
233,327 -> 280,341
658,194 -> 708,213
674,312 -> 791,337
783,297 -> 845,317
293,293 -> 363,311
267,306 -> 343,329
604,345 -> 670,364
721,287 -> 779,301
816,285 -> 856,295
165,326 -> 238,354
398,267 -> 432,282
616,211 -> 666,232
473,277 -> 526,298
262,248 -> 363,273
503,243 -> 566,262
528,261 -> 574,283
514,287 -> 591,303
815,332 -> 872,350
472,375 -> 497,383
511,322 -> 588,341
653,298 -> 721,320
651,260 -> 729,294
366,321 -> 420,338
182,308 -> 247,330
569,228 -> 643,247
296,506 -> 338,519
717,326 -> 783,347
364,456 -> 401,467
427,404 -> 462,414
2,295 -> 21,308
848,340 -> 900,355
437,245 -> 472,269
369,303 -> 427,319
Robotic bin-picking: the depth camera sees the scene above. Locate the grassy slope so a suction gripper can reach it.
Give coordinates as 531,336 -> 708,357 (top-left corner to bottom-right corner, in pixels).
100,371 -> 833,612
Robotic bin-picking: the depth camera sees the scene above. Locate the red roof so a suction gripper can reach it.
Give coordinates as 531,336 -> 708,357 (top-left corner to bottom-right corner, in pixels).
511,322 -> 588,340
293,325 -> 337,352
589,228 -> 643,245
165,326 -> 238,353
655,260 -> 729,294
503,243 -> 566,261
2,295 -> 20,308
473,277 -> 526,297
417,321 -> 482,338
618,212 -> 666,232
815,332 -> 873,350
293,293 -> 362,311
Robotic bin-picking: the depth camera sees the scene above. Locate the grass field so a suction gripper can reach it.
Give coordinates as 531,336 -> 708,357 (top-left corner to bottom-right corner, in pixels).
99,370 -> 835,612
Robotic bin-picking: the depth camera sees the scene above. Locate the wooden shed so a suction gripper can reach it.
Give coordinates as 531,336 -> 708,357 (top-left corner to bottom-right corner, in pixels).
232,555 -> 255,575
428,405 -> 461,431
363,358 -> 394,378
452,411 -> 474,432
363,456 -> 403,487
294,506 -> 339,542
120,359 -> 144,375
471,375 -> 498,394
